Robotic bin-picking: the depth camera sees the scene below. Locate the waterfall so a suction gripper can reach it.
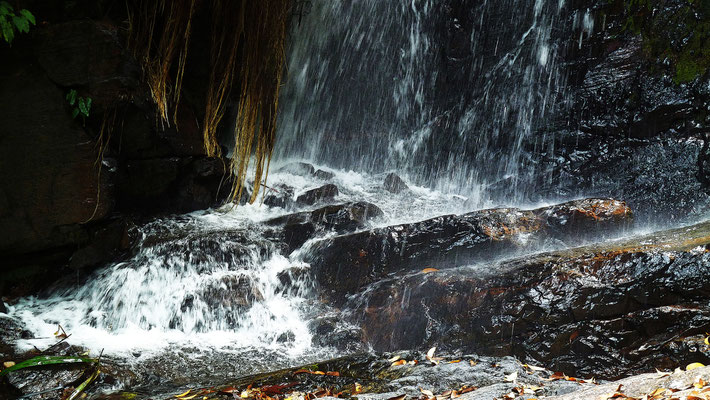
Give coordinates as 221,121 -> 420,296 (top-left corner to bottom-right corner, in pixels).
277,0 -> 590,206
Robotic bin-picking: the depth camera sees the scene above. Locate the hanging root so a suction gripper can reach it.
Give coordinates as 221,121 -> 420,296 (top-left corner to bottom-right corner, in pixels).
83,107 -> 118,224
127,0 -> 290,205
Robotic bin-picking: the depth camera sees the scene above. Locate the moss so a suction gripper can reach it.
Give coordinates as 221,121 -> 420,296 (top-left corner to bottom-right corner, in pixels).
620,0 -> 710,84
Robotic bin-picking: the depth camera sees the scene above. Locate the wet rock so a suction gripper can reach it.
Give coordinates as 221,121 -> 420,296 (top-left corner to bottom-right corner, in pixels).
7,365 -> 87,399
202,275 -> 264,310
296,184 -> 340,206
263,184 -> 295,209
352,220 -> 710,379
313,169 -> 335,181
306,198 -> 632,303
118,156 -> 231,214
106,352 -> 596,400
69,219 -> 134,271
277,162 -> 316,176
383,173 -> 409,194
266,201 -> 384,252
547,366 -> 710,400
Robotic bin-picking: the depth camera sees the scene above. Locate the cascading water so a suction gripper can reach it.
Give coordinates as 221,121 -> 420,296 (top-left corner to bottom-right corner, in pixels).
3,0 -> 606,394
277,0 -> 594,205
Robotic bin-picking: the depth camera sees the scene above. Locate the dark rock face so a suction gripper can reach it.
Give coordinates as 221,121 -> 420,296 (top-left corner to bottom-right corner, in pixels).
383,173 -> 409,194
266,201 -> 384,252
0,14 -> 232,296
296,184 -> 340,206
306,198 -> 632,304
351,220 -> 710,379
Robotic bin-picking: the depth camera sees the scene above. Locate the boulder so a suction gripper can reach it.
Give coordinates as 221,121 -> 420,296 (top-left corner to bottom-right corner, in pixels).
305,198 -> 632,303
263,184 -> 296,209
352,220 -> 710,379
277,162 -> 316,176
265,201 -> 384,252
383,172 -> 409,194
313,169 -> 335,181
296,184 -> 339,206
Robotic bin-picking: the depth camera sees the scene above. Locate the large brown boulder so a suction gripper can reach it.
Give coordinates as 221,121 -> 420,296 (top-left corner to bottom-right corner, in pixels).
352,220 -> 710,379
305,198 -> 632,303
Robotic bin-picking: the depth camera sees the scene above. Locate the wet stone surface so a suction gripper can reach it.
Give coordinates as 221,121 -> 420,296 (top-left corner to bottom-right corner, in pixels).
348,221 -> 710,379
305,198 -> 632,304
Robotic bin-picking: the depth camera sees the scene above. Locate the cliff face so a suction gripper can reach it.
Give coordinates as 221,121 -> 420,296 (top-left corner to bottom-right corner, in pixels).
0,1 -> 232,296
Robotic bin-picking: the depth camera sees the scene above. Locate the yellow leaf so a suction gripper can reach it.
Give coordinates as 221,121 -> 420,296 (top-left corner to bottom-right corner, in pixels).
421,268 -> 439,273
183,395 -> 198,400
3,361 -> 15,368
695,378 -> 706,389
705,336 -> 710,346
176,390 -> 191,398
687,362 -> 706,371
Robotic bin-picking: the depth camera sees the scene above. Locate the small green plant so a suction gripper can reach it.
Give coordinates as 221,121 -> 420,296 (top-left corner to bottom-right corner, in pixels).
0,1 -> 35,44
66,89 -> 92,121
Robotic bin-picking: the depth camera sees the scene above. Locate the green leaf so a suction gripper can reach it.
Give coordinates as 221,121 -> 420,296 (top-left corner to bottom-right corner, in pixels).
12,15 -> 28,34
19,9 -> 35,25
72,108 -> 80,119
66,89 -> 77,105
0,1 -> 13,13
78,97 -> 91,117
0,17 -> 14,43
0,356 -> 97,377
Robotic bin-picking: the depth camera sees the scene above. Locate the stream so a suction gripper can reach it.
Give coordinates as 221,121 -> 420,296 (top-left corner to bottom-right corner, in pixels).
2,0 -> 710,398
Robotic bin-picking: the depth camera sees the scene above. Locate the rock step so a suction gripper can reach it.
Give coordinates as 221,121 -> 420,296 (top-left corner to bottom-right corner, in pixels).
305,198 -> 633,303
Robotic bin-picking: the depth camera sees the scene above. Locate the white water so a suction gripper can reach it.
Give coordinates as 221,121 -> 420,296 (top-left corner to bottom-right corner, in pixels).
276,0 -> 591,206
6,164 -> 488,364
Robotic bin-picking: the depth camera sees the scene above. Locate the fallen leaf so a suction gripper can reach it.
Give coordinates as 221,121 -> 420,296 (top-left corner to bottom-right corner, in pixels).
176,390 -> 192,398
448,360 -> 461,364
326,371 -> 340,377
2,361 -> 15,368
391,360 -> 407,367
523,364 -> 546,372
182,395 -> 198,400
687,362 -> 706,371
420,388 -> 434,398
469,360 -> 477,366
421,268 -> 439,273
388,355 -> 402,362
504,371 -> 518,383
705,336 -> 710,346
426,347 -> 440,365
387,395 -> 406,400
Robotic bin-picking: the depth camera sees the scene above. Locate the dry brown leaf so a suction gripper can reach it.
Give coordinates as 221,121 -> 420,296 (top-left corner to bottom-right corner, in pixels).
391,360 -> 407,367
387,395 -> 406,400
420,388 -> 434,398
